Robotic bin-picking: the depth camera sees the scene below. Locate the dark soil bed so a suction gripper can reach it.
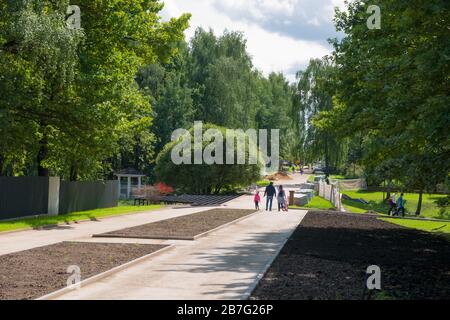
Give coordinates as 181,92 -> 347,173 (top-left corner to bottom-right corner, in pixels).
0,242 -> 167,300
250,211 -> 450,300
94,208 -> 256,240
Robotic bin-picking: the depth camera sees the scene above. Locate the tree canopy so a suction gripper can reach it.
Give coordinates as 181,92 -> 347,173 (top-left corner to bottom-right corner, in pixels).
1,0 -> 448,209
305,0 -> 450,213
155,123 -> 262,194
0,0 -> 190,180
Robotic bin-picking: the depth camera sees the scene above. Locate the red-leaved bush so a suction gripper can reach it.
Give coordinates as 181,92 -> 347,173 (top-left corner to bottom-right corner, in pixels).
155,182 -> 174,195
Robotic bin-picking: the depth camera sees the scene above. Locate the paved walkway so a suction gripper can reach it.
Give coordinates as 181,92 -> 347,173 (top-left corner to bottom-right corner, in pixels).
1,173 -> 310,300
0,206 -> 210,256
52,174 -> 309,300
55,210 -> 307,300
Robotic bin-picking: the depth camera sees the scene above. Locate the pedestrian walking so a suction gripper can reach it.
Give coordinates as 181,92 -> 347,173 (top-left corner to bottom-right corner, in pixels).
254,191 -> 261,210
397,193 -> 405,217
277,185 -> 287,212
264,182 -> 276,211
387,196 -> 396,216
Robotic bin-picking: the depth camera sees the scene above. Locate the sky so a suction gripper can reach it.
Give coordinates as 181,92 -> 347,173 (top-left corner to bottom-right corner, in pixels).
160,0 -> 346,82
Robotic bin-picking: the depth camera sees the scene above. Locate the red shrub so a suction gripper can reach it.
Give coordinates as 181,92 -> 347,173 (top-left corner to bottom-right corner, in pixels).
155,182 -> 174,195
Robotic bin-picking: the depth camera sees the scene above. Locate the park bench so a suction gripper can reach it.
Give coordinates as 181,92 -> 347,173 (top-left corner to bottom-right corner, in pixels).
131,185 -> 163,205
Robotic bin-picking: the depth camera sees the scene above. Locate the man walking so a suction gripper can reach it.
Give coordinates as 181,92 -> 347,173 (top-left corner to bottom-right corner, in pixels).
264,182 -> 276,211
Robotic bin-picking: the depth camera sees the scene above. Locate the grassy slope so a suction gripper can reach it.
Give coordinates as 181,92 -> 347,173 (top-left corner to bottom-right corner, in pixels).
341,190 -> 447,219
380,218 -> 450,233
380,218 -> 450,241
256,179 -> 270,187
292,196 -> 335,210
330,174 -> 346,179
0,204 -> 163,233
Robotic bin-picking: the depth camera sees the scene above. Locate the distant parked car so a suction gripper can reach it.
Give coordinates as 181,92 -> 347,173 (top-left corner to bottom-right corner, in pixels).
313,166 -> 338,174
313,167 -> 325,174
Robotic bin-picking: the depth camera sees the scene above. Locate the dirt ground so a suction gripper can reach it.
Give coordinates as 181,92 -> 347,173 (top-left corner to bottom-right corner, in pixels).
250,211 -> 450,300
266,172 -> 292,181
0,242 -> 167,300
94,208 -> 257,240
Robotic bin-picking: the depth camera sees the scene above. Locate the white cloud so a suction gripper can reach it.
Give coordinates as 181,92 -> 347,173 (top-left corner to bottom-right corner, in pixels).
161,0 -> 343,82
243,24 -> 330,82
214,0 -> 297,21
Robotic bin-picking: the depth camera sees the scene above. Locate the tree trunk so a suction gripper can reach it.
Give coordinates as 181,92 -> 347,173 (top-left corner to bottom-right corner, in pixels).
134,135 -> 141,170
69,165 -> 78,181
37,132 -> 49,177
385,180 -> 392,200
0,154 -> 4,176
415,190 -> 423,216
324,138 -> 329,175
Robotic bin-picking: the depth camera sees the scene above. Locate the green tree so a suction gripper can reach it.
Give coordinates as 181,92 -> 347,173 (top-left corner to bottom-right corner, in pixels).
0,0 -> 190,180
137,59 -> 194,157
255,72 -> 294,160
293,58 -> 345,172
187,28 -> 257,129
155,124 -> 262,194
0,0 -> 83,176
316,0 -> 450,214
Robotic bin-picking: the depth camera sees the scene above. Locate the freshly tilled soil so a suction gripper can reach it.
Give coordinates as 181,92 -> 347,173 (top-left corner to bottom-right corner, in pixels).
94,208 -> 257,240
250,211 -> 450,300
0,242 -> 167,300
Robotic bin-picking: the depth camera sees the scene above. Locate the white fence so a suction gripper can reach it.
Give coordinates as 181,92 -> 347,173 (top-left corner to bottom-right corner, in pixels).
330,178 -> 367,190
318,179 -> 342,211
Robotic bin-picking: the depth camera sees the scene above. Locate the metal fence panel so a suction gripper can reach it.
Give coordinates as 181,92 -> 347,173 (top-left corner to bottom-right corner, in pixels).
58,180 -> 118,214
0,177 -> 49,220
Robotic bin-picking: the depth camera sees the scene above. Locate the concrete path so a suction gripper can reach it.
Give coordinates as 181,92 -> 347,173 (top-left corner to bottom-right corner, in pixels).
0,206 -> 211,255
54,210 -> 307,300
1,172 -> 310,299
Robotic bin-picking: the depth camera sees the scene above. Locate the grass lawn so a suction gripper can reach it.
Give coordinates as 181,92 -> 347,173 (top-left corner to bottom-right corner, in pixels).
0,204 -> 163,233
341,190 -> 448,220
291,196 -> 335,210
330,175 -> 359,180
307,175 -> 315,183
330,174 -> 346,180
256,179 -> 270,187
380,218 -> 450,241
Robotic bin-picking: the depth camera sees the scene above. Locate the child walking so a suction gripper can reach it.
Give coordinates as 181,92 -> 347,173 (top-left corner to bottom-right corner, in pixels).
254,191 -> 261,210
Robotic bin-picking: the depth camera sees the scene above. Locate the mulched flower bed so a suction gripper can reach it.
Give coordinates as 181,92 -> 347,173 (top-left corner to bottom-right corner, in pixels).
93,208 -> 257,240
0,242 -> 167,300
250,211 -> 450,300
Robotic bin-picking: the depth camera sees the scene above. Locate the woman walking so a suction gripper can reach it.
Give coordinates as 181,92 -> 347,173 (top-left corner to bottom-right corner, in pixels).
277,185 -> 287,212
